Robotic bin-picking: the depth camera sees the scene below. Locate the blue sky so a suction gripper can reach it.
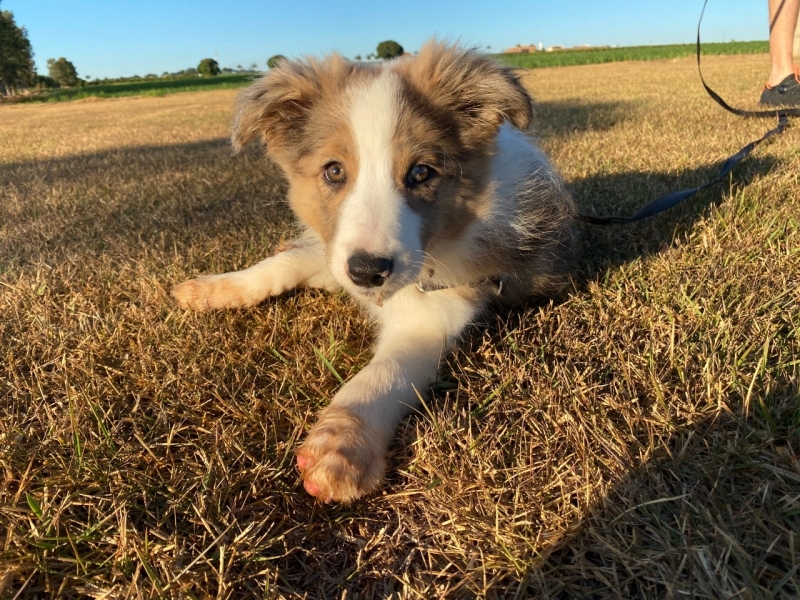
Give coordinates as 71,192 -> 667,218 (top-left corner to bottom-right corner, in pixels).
6,0 -> 767,80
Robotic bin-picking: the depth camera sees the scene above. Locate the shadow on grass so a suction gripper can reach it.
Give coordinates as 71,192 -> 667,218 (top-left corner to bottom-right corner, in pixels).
0,138 -> 293,267
533,99 -> 639,137
569,154 -> 782,281
533,383 -> 800,597
0,138 -> 230,186
2,112 -> 775,276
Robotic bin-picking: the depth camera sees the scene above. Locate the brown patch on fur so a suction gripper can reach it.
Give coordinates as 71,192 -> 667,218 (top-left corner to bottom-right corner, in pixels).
284,119 -> 359,243
233,56 -> 382,243
232,54 -> 359,159
389,44 -> 575,300
389,43 -> 527,254
393,41 -> 533,148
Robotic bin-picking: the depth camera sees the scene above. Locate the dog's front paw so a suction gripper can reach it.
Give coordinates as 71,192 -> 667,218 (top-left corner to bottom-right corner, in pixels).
296,406 -> 386,503
172,275 -> 256,311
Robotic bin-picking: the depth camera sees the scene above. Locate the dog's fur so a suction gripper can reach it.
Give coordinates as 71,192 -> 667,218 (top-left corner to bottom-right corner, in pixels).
172,41 -> 577,503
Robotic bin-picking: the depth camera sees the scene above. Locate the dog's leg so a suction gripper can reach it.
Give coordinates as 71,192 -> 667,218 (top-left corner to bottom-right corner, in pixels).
172,234 -> 338,311
297,288 -> 482,503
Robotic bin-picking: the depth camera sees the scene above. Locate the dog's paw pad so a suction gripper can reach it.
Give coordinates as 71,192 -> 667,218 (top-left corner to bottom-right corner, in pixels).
296,408 -> 386,503
296,453 -> 314,471
301,478 -> 333,502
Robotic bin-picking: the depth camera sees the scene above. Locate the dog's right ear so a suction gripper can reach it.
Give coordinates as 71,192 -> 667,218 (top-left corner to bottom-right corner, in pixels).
231,55 -> 352,156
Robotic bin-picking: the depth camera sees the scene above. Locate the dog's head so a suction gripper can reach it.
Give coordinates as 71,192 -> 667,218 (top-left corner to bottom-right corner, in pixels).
232,41 -> 532,303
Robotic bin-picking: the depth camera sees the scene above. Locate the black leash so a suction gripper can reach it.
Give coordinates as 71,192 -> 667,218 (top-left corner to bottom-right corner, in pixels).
577,0 -> 795,226
577,116 -> 789,225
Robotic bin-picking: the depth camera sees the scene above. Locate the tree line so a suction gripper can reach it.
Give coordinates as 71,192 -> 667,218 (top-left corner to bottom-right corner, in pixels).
0,2 -> 34,95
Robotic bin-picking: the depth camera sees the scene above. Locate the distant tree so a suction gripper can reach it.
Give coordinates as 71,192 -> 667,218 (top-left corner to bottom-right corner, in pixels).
376,40 -> 404,60
198,58 -> 220,77
47,57 -> 78,87
249,62 -> 258,71
267,55 -> 286,69
0,4 -> 36,95
34,74 -> 58,90
354,54 -> 362,61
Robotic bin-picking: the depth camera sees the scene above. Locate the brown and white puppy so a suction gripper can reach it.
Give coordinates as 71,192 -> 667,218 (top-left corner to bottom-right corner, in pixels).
172,41 -> 577,503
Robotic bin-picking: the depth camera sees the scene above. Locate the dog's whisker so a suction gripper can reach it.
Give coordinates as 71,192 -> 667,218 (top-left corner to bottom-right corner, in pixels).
416,252 -> 461,284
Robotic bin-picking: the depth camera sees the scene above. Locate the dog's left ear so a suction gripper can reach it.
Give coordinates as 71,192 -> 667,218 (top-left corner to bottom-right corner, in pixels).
400,41 -> 533,144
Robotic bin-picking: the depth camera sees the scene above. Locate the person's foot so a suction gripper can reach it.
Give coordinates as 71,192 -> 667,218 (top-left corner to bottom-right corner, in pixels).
760,64 -> 800,107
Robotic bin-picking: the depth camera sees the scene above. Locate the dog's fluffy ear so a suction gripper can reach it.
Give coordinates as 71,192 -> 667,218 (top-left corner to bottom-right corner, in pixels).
399,40 -> 533,143
231,54 -> 353,155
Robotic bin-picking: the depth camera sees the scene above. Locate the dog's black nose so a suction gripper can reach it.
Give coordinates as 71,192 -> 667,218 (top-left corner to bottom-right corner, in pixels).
347,251 -> 393,288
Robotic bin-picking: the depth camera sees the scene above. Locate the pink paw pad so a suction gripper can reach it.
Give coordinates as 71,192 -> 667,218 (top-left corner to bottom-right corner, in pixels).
303,479 -> 321,497
296,453 -> 313,470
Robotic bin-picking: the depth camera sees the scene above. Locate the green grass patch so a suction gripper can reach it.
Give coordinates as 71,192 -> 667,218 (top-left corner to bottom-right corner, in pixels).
495,40 -> 769,69
25,73 -> 257,103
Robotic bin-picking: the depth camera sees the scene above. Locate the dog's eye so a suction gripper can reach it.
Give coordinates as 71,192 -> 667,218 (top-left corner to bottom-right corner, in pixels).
407,164 -> 433,186
323,162 -> 346,184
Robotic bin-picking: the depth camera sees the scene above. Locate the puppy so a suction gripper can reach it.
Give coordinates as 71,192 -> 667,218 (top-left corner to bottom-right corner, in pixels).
172,41 -> 577,503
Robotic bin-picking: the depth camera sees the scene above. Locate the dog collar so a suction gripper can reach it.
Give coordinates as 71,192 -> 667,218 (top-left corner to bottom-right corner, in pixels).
415,274 -> 509,296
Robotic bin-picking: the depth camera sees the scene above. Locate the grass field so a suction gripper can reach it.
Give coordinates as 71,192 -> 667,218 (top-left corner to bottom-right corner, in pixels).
1,53 -> 798,598
494,40 -> 769,69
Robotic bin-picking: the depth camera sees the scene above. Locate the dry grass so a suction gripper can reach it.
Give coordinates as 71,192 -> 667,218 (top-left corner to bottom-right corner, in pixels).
1,54 -> 798,598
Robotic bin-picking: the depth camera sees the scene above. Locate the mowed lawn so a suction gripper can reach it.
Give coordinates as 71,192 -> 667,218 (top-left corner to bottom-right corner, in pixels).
1,54 -> 798,598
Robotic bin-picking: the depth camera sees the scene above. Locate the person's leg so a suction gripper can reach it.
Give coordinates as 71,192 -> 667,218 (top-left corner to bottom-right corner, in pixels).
767,0 -> 800,86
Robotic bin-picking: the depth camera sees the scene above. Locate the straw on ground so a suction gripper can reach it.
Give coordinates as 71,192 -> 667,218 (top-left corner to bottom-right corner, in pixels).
0,54 -> 798,598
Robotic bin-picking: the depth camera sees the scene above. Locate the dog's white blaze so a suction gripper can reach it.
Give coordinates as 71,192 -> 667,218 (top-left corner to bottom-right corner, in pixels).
345,70 -> 399,251
330,70 -> 424,295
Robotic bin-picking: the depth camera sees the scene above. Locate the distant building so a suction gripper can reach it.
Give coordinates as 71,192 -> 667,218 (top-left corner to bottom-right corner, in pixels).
505,44 -> 537,54
545,45 -> 564,52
